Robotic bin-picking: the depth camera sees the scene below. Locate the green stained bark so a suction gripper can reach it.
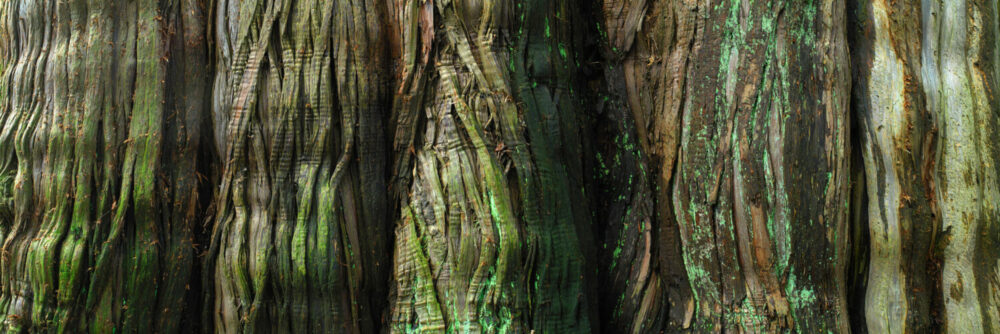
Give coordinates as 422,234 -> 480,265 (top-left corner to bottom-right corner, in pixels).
205,0 -> 389,332
593,0 -> 853,332
0,0 -> 209,332
670,0 -> 852,330
0,0 -> 997,333
386,0 -> 595,332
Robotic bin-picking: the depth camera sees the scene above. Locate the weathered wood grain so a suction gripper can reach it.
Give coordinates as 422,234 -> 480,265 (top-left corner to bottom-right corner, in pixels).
850,0 -> 1000,332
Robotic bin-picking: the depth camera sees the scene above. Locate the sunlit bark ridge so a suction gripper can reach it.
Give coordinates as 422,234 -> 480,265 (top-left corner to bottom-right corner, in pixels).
850,0 -> 1000,332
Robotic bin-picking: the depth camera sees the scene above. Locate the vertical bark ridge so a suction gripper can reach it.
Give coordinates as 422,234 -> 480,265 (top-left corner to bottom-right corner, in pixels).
0,0 -> 210,332
849,0 -> 1000,332
205,0 -> 389,332
669,0 -> 851,331
926,0 -> 1000,332
848,0 -> 941,332
387,0 -> 593,332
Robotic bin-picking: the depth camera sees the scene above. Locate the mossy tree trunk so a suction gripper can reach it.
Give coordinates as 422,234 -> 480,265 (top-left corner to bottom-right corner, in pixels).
205,0 -> 390,332
385,0 -> 596,332
0,0 -> 210,332
0,0 -> 997,333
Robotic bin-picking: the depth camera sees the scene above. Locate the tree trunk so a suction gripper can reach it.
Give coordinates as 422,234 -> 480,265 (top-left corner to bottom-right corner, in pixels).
590,0 -> 691,331
592,0 -> 853,332
849,0 -> 1000,332
0,0 -> 997,333
205,0 -> 390,332
0,0 -> 210,331
385,0 -> 596,332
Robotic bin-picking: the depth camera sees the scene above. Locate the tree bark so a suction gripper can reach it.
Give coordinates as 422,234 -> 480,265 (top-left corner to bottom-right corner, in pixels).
0,0 -> 210,331
849,0 -> 1000,332
591,0 -> 691,331
205,0 -> 390,332
0,0 -> 997,333
385,0 -> 595,332
672,0 -> 853,330
593,0 -> 853,332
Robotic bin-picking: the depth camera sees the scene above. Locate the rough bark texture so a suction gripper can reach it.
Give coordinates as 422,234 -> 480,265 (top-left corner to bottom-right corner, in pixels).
591,0 -> 692,332
0,0 -> 997,333
385,0 -> 594,332
593,0 -> 853,332
205,0 -> 390,332
670,0 -> 853,331
0,0 -> 209,331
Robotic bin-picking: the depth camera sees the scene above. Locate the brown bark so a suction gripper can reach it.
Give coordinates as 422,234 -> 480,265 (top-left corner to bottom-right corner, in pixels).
594,0 -> 853,332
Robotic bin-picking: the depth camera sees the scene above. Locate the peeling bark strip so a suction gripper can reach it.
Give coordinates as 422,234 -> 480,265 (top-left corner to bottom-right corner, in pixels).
850,0 -> 1000,332
0,0 -> 210,332
667,0 -> 851,331
386,0 -> 593,332
205,0 -> 390,332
